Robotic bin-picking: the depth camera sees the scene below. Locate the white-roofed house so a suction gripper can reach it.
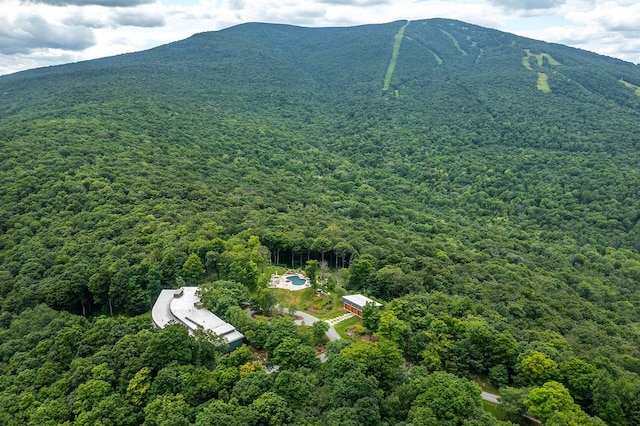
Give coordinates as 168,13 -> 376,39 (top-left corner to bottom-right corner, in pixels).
151,286 -> 244,352
341,294 -> 382,317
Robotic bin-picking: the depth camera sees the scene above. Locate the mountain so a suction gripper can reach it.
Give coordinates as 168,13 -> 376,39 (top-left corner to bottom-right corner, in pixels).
1,19 -> 639,425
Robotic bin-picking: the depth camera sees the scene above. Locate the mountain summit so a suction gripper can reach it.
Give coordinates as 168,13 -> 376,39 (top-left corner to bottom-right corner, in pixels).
3,19 -> 640,105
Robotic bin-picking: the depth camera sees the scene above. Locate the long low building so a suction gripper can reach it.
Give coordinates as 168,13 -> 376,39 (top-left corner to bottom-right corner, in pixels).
342,294 -> 382,317
152,286 -> 244,351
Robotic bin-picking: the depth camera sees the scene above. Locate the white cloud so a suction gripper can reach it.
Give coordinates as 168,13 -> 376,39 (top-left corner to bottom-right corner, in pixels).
534,0 -> 640,62
228,0 -> 243,10
578,1 -> 640,33
0,12 -> 96,54
318,0 -> 392,5
22,0 -> 155,6
113,9 -> 166,27
488,0 -> 565,12
63,10 -> 111,28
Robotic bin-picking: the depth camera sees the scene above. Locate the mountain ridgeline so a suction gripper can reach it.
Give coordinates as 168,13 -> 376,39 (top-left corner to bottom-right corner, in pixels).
1,19 -> 640,425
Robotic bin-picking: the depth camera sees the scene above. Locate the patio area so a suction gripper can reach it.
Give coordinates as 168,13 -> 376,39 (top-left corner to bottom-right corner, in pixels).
269,271 -> 311,291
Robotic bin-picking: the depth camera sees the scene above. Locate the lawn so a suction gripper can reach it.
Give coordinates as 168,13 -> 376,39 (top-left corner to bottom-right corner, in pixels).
483,401 -> 508,421
273,288 -> 313,311
272,286 -> 348,320
333,315 -> 361,339
473,375 -> 500,394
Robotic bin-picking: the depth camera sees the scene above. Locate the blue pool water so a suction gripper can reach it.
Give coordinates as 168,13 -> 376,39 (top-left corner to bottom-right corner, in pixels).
286,275 -> 307,286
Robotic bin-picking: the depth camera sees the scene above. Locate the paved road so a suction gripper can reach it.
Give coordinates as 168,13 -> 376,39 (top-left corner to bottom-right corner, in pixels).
325,326 -> 340,342
294,311 -> 341,342
480,392 -> 541,424
481,391 -> 500,404
293,310 -> 319,326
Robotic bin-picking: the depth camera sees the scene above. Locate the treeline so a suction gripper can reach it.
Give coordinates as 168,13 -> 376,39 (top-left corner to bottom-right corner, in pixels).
0,230 -> 272,317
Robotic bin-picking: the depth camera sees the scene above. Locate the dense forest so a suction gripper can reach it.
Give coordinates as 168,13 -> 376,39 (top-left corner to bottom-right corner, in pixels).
1,18 -> 639,425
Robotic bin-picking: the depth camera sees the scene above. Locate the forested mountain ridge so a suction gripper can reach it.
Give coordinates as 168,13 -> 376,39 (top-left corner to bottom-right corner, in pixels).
1,19 -> 640,425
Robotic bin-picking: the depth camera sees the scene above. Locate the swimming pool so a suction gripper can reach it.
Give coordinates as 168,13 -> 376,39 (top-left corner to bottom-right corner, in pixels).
286,275 -> 307,286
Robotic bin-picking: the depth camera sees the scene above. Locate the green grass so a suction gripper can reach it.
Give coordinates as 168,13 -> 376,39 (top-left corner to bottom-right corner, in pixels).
523,49 -> 560,69
260,264 -> 284,281
539,52 -> 560,66
473,376 -> 500,394
383,21 -> 410,91
483,400 -> 507,421
487,403 -> 542,426
333,315 -> 361,339
481,391 -> 540,425
521,50 -> 555,93
620,79 -> 640,96
272,286 -> 348,320
314,290 -> 350,319
431,49 -> 443,65
272,288 -> 311,310
537,72 -> 551,93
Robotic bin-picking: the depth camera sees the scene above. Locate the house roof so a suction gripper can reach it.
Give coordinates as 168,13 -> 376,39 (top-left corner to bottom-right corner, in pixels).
152,287 -> 244,345
342,294 -> 382,309
151,288 -> 179,328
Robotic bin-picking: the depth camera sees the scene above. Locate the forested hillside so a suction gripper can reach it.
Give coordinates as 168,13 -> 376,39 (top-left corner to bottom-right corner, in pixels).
1,19 -> 639,425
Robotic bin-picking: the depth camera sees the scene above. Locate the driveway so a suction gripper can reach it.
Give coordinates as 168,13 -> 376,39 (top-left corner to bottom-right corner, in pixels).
325,326 -> 340,341
294,310 -> 319,326
294,310 -> 341,342
481,391 -> 500,404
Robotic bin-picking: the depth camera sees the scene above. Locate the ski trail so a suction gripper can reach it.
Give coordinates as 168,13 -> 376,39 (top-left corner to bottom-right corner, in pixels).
383,21 -> 410,91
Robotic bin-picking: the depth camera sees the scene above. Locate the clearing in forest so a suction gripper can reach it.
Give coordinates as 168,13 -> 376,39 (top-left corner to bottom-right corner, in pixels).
430,48 -> 443,65
405,36 -> 443,65
522,49 -> 560,69
620,79 -> 640,96
440,29 -> 467,56
537,72 -> 551,93
383,21 -> 410,91
522,50 -> 559,93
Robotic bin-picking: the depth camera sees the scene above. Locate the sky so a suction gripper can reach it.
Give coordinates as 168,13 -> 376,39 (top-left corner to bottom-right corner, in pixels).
1,0 -> 640,76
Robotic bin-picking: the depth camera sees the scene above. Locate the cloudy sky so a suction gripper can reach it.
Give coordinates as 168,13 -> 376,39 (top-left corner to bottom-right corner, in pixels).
1,0 -> 640,76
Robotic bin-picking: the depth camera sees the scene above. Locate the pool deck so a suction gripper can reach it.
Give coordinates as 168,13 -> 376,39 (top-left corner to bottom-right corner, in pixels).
269,272 -> 311,291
